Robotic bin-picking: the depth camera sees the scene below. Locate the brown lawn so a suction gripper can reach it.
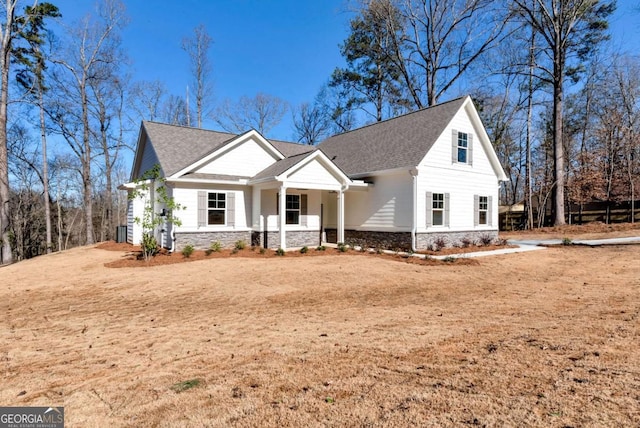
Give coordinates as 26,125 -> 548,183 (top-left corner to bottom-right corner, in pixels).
1,224 -> 639,426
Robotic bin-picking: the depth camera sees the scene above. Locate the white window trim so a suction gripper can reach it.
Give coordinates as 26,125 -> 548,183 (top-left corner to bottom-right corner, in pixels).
432,192 -> 445,227
207,191 -> 227,227
285,193 -> 301,226
478,195 -> 488,225
457,132 -> 468,164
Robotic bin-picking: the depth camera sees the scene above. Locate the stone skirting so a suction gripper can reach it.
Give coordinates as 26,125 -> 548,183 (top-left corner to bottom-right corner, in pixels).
253,230 -> 322,249
416,230 -> 499,250
342,230 -> 413,251
326,228 -> 499,251
174,231 -> 252,250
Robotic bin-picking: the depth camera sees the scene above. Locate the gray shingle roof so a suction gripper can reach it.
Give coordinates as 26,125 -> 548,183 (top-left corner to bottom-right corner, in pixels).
139,97 -> 467,180
141,121 -> 311,177
317,96 -> 467,176
142,121 -> 237,177
251,151 -> 315,181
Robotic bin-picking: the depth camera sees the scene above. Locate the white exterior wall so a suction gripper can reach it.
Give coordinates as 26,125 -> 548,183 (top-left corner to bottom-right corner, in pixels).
344,172 -> 412,231
416,106 -> 500,233
171,183 -> 252,232
195,138 -> 278,177
288,160 -> 341,187
127,189 -> 147,245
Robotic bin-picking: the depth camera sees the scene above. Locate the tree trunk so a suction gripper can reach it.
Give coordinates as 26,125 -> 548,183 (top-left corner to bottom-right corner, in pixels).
552,47 -> 566,226
38,87 -> 52,253
0,0 -> 14,264
81,80 -> 94,245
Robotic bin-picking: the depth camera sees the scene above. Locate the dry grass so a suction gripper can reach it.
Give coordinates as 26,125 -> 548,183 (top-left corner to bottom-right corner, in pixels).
1,227 -> 639,427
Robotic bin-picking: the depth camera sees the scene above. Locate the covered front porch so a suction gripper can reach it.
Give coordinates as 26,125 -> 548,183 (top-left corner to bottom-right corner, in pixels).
248,150 -> 366,250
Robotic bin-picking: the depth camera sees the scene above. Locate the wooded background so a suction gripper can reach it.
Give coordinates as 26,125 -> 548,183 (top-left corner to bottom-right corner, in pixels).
1,0 -> 637,263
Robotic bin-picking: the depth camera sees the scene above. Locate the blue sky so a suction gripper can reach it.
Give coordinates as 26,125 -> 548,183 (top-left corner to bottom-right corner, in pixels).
49,0 -> 640,142
50,0 -> 352,141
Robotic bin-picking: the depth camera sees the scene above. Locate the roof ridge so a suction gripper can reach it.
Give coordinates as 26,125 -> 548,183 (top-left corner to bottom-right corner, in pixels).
143,120 -> 239,137
322,95 -> 468,140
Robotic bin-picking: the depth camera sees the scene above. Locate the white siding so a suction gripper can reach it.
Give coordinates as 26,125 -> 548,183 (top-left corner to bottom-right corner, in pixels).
287,159 -> 342,187
195,138 -> 278,177
128,189 -> 147,245
417,105 -> 499,232
171,183 -> 252,231
344,172 -> 412,230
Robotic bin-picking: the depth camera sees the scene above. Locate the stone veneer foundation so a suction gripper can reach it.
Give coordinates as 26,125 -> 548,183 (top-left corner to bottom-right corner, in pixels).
174,231 -> 251,251
325,229 -> 499,251
252,230 -> 322,249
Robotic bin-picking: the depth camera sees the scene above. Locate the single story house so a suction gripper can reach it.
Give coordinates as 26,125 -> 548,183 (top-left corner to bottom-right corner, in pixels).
122,95 -> 508,251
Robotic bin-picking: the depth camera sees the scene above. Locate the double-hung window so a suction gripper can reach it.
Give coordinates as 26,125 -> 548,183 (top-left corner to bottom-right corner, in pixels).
286,194 -> 300,225
208,192 -> 226,225
457,132 -> 468,163
432,193 -> 444,226
478,196 -> 488,225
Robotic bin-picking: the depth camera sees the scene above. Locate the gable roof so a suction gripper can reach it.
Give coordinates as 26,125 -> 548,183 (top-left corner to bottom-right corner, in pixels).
318,96 -> 467,176
139,121 -> 310,177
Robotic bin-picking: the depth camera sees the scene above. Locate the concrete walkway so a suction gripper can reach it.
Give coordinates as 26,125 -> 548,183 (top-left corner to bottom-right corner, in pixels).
428,235 -> 640,260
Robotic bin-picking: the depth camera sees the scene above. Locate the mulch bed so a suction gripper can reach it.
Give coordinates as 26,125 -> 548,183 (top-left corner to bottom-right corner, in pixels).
96,242 -> 482,268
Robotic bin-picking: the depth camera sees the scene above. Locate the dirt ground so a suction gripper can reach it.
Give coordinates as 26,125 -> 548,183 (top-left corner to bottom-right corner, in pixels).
1,223 -> 639,427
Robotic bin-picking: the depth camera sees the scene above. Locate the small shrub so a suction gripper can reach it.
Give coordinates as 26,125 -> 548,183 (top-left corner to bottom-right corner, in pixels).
479,234 -> 493,246
496,237 -> 509,246
460,237 -> 473,248
300,246 -> 308,254
562,237 -> 572,246
443,256 -> 456,263
259,247 -> 267,254
181,244 -> 194,258
276,247 -> 285,256
234,240 -> 246,251
337,242 -> 348,252
433,237 -> 447,251
205,241 -> 222,255
316,245 -> 326,251
141,232 -> 159,260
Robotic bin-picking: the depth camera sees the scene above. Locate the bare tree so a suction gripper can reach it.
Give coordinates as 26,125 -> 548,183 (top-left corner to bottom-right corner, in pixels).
365,0 -> 509,108
214,93 -> 288,136
512,0 -> 615,225
128,79 -> 166,122
0,0 -> 32,264
182,24 -> 213,128
292,100 -> 331,145
48,0 -> 127,245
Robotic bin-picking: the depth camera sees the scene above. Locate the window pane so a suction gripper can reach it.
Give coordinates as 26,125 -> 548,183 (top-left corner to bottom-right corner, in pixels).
433,210 -> 443,226
433,193 -> 444,209
479,196 -> 488,210
458,132 -> 468,147
458,147 -> 467,163
208,209 -> 225,225
286,195 -> 299,209
479,211 -> 487,225
286,210 -> 299,225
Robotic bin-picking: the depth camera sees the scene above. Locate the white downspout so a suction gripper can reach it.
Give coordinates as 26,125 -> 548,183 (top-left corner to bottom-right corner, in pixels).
410,168 -> 419,252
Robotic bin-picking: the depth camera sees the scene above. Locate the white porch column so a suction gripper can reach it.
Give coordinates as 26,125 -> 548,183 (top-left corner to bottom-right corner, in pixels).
252,186 -> 262,230
279,184 -> 287,249
337,188 -> 345,243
